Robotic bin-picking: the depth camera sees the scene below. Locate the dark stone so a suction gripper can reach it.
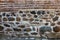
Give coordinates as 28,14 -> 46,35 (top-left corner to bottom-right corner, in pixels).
16,22 -> 19,24
52,16 -> 58,21
2,13 -> 6,16
30,11 -> 36,14
34,15 -> 38,18
18,25 -> 25,28
23,18 -> 28,21
6,14 -> 10,17
24,33 -> 29,36
37,11 -> 41,15
47,11 -> 49,14
0,25 -> 4,31
13,28 -> 21,31
45,23 -> 48,25
4,24 -> 10,27
32,27 -> 35,31
51,23 -> 55,26
24,28 -> 31,32
39,26 -> 52,34
42,11 -> 45,15
0,18 -> 2,22
40,20 -> 43,22
11,12 -> 16,16
8,17 -> 15,21
31,32 -> 37,35
35,19 -> 39,21
0,15 -> 2,17
19,11 -> 23,13
22,14 -> 26,17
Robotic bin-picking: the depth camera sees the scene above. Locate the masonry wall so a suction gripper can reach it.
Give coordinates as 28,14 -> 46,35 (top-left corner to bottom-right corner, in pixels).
0,0 -> 60,40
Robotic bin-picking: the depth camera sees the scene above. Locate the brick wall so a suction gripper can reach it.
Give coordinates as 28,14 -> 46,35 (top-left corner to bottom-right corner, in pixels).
0,0 -> 60,12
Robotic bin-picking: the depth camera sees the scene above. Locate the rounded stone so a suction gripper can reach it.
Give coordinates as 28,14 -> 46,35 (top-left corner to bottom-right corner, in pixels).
52,16 -> 58,21
19,11 -> 23,13
57,21 -> 60,25
2,13 -> 6,16
13,28 -> 21,31
4,24 -> 10,27
23,18 -> 28,21
51,23 -> 55,26
18,25 -> 25,28
39,26 -> 52,34
5,28 -> 13,32
8,17 -> 15,21
3,17 -> 8,21
0,25 -> 4,31
45,23 -> 49,25
37,11 -> 41,15
53,26 -> 60,32
30,11 -> 36,14
16,17 -> 21,21
29,18 -> 34,21
34,15 -> 38,18
31,32 -> 37,35
24,28 -> 31,32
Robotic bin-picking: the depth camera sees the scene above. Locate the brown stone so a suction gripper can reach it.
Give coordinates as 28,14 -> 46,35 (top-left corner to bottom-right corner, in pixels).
0,18 -> 2,22
29,18 -> 34,21
22,14 -> 26,17
8,17 -> 15,21
5,29 -> 12,32
23,18 -> 28,21
16,17 -> 21,21
24,28 -> 31,32
18,25 -> 25,28
16,34 -> 22,37
57,21 -> 60,25
56,13 -> 60,15
0,25 -> 4,31
3,17 -> 8,21
24,11 -> 29,13
53,26 -> 60,32
42,17 -> 48,20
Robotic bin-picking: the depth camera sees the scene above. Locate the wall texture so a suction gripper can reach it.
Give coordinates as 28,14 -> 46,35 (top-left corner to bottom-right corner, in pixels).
0,0 -> 60,12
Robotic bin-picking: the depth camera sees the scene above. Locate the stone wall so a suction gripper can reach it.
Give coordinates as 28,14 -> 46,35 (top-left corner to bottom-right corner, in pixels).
0,9 -> 60,38
0,0 -> 60,39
